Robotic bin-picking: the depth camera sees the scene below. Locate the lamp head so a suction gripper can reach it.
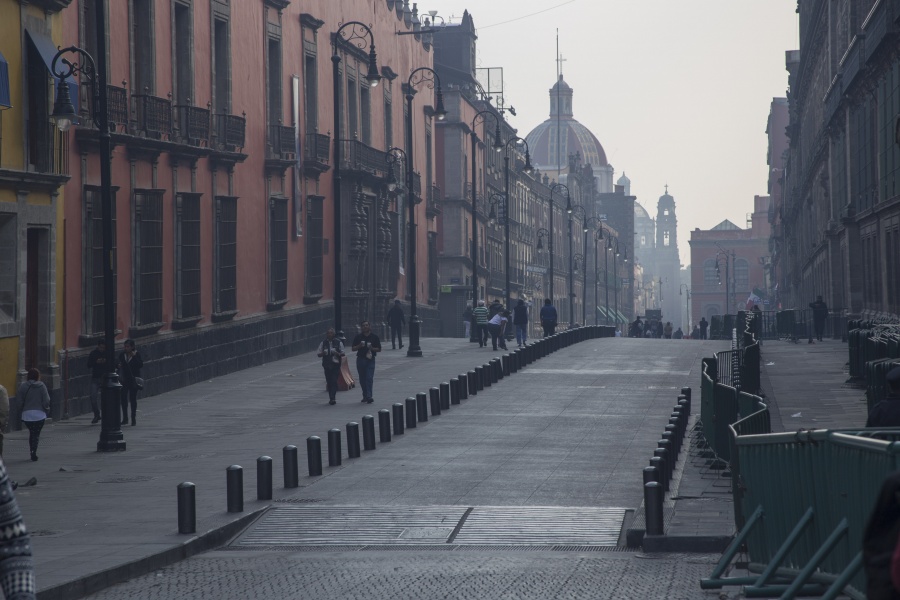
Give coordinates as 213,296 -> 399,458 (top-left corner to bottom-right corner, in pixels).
537,236 -> 544,252
493,122 -> 503,152
565,196 -> 573,214
523,150 -> 534,174
434,88 -> 447,120
366,46 -> 382,87
488,203 -> 496,225
51,79 -> 76,132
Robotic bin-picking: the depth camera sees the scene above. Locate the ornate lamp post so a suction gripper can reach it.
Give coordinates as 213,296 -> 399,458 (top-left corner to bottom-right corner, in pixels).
582,217 -> 602,325
608,237 -> 627,330
469,110 -> 503,341
573,253 -> 584,325
715,245 -> 735,314
332,23 -> 382,340
544,183 -> 571,308
680,284 -> 691,332
597,226 -> 611,325
50,17 -> 126,451
567,205 -> 584,327
404,66 -> 447,357
502,136 -> 533,313
385,146 -> 407,192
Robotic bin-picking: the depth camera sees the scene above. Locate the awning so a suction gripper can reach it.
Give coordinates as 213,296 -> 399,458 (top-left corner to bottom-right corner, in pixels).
614,309 -> 628,324
0,50 -> 10,109
25,28 -> 78,114
595,305 -> 608,320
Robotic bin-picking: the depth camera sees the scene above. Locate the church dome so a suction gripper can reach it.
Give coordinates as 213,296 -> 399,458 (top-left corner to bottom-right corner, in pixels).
525,75 -> 608,171
634,202 -> 650,220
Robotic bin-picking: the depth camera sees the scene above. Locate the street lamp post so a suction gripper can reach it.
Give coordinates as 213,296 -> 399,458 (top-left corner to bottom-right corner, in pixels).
567,205 -> 585,327
600,228 -> 610,325
332,23 -> 382,340
680,284 -> 691,332
404,66 -> 447,357
546,183 -> 571,310
470,110 -> 504,341
581,217 -> 601,326
573,253 -> 584,325
715,248 -> 733,314
50,19 -> 126,451
608,237 -> 627,331
502,136 -> 533,314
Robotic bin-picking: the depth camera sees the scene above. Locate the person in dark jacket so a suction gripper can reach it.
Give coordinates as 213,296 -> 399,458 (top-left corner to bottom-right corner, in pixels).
809,295 -> 828,342
540,299 -> 558,337
117,339 -> 143,426
489,299 -> 503,319
86,340 -> 107,423
867,367 -> 900,428
385,300 -> 406,350
317,328 -> 345,405
863,468 -> 900,599
17,369 -> 51,462
673,327 -> 683,339
513,299 -> 529,347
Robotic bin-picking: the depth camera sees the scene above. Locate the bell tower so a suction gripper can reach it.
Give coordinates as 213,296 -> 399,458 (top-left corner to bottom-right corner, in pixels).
655,186 -> 681,328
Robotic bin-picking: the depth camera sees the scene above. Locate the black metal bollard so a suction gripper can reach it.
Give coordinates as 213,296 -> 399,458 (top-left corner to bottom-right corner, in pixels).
429,387 -> 441,416
474,366 -> 485,390
450,378 -> 461,404
471,369 -> 481,392
283,445 -> 299,488
492,359 -> 501,382
680,387 -> 692,404
440,382 -> 451,410
226,465 -> 243,512
642,466 -> 658,486
510,351 -> 518,373
459,374 -> 469,400
346,422 -> 361,458
416,393 -> 428,422
665,423 -> 679,453
392,403 -> 405,435
379,409 -> 392,442
405,397 -> 417,429
177,482 -> 196,534
362,415 -> 376,450
653,449 -> 669,491
501,355 -> 510,377
678,398 -> 689,419
487,361 -> 497,384
649,456 -> 665,492
658,439 -> 674,477
644,482 -> 664,535
257,456 -> 273,501
307,436 -> 322,476
327,428 -> 342,467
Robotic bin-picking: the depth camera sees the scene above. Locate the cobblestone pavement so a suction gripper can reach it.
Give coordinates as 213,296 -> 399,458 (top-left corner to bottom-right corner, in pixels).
82,550 -> 730,599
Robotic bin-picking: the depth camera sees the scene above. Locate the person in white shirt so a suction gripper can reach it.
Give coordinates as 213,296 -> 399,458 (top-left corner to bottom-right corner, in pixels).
487,311 -> 509,351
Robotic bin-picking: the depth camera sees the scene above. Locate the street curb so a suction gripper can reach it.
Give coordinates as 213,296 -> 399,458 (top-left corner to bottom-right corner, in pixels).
36,508 -> 267,600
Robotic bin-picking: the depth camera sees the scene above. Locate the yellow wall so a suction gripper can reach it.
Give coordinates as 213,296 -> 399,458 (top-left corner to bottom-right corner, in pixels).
0,337 -> 18,395
0,0 -> 23,171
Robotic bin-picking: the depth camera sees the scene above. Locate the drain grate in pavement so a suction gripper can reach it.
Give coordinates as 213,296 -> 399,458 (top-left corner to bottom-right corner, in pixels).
273,498 -> 320,504
231,505 -> 627,548
96,475 -> 156,484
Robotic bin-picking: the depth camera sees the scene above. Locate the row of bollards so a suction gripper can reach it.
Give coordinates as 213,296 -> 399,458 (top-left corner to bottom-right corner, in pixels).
643,386 -> 692,537
176,325 -> 617,534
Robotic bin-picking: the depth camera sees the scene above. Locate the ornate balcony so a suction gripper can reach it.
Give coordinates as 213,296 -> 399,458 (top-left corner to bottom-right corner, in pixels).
176,104 -> 211,146
426,184 -> 442,217
132,93 -> 173,139
267,124 -> 296,160
302,132 -> 330,175
339,139 -> 389,178
215,113 -> 246,151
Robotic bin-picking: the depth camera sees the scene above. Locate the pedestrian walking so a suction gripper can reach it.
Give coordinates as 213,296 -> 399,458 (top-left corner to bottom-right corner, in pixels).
673,327 -> 683,339
663,322 -> 673,339
116,339 -> 143,426
86,339 -> 107,423
513,299 -> 529,347
808,295 -> 828,342
487,310 -> 509,351
0,456 -> 35,598
473,300 -> 490,347
385,299 -> 406,350
462,303 -> 473,339
699,317 -> 709,340
691,325 -> 701,339
629,317 -> 643,338
489,299 -> 503,319
866,367 -> 900,428
17,369 -> 51,462
351,321 -> 381,404
317,328 -> 345,405
540,299 -> 558,337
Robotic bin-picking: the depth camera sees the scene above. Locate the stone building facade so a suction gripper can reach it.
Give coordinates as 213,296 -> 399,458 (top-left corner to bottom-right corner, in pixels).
774,0 -> 900,318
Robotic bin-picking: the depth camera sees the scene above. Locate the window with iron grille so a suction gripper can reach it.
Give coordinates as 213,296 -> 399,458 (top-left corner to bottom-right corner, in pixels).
360,85 -> 371,145
215,196 -> 238,313
305,195 -> 324,298
134,190 -> 164,326
267,36 -> 282,127
176,193 -> 201,319
703,259 -> 718,288
383,83 -> 393,148
83,186 -> 117,336
734,259 -> 749,292
132,0 -> 155,94
347,75 -> 358,139
212,13 -> 230,115
269,197 -> 288,304
303,53 -> 317,133
173,1 -> 193,106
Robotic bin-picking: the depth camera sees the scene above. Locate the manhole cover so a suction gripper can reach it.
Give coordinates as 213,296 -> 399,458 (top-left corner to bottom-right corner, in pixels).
96,476 -> 156,484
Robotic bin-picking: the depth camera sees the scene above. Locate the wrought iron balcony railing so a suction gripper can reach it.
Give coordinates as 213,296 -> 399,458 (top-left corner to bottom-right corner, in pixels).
176,104 -> 211,145
339,139 -> 388,177
215,113 -> 246,151
267,124 -> 296,159
303,132 -> 330,172
132,93 -> 173,139
426,184 -> 442,215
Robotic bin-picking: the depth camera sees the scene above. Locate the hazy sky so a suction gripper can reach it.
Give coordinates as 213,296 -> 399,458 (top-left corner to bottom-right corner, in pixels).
428,0 -> 799,265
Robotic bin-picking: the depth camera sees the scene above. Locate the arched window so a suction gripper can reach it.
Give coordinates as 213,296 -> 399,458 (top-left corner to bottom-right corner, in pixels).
663,231 -> 670,246
664,208 -> 669,216
706,306 -> 720,319
703,259 -> 718,287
